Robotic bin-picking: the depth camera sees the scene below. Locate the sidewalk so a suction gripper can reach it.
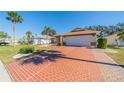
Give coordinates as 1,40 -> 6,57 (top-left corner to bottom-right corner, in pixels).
93,49 -> 124,81
0,60 -> 12,82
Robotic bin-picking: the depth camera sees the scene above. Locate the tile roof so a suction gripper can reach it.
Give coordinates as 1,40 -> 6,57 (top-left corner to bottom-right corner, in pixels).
62,30 -> 99,36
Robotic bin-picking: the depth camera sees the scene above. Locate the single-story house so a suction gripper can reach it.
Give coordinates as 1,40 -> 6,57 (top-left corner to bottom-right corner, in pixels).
107,34 -> 124,46
33,35 -> 52,45
0,38 -> 11,45
55,28 -> 99,47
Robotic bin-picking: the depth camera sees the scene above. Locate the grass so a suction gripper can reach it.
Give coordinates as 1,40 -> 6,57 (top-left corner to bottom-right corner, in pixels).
0,45 -> 56,64
106,48 -> 124,66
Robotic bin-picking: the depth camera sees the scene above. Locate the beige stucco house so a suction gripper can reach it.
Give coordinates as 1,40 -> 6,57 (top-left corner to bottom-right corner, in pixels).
55,28 -> 99,47
107,34 -> 124,46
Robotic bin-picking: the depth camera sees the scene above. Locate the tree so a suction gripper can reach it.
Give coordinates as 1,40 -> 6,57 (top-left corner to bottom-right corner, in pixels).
25,31 -> 33,43
117,23 -> 124,28
6,11 -> 23,46
42,26 -> 56,36
117,28 -> 124,40
0,31 -> 8,38
84,24 -> 122,37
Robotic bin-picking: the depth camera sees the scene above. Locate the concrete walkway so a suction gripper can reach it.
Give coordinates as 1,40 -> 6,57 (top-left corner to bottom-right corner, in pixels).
0,60 -> 12,82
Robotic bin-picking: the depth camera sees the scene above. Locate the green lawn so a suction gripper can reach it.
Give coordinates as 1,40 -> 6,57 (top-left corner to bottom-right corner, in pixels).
106,48 -> 124,66
0,45 -> 56,64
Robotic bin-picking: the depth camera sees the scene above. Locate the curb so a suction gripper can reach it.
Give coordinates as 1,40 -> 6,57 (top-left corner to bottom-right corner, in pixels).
4,64 -> 15,82
0,60 -> 13,82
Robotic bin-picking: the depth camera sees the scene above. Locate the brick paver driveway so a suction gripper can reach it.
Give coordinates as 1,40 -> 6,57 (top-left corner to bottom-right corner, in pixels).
5,46 -> 124,82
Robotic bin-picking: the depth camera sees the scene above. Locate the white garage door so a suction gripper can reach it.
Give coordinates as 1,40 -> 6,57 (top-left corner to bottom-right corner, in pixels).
65,35 -> 96,46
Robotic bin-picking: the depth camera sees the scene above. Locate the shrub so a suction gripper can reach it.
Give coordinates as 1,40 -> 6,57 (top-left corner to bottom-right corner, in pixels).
57,42 -> 65,46
18,41 -> 33,45
57,42 -> 60,46
63,42 -> 66,45
57,42 -> 62,46
19,46 -> 35,54
97,38 -> 107,49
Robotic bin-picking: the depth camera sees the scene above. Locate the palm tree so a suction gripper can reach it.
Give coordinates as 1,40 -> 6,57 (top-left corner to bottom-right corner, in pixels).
42,26 -> 56,36
41,26 -> 56,44
6,11 -> 23,46
25,31 -> 33,43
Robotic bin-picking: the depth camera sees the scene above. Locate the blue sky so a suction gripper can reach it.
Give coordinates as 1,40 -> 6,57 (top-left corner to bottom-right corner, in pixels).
1,11 -> 124,38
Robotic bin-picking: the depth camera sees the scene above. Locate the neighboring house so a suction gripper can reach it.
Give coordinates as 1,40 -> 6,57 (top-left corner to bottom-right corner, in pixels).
55,28 -> 99,47
0,38 -> 7,43
107,34 -> 124,46
0,37 -> 11,45
33,35 -> 52,45
0,38 -> 11,43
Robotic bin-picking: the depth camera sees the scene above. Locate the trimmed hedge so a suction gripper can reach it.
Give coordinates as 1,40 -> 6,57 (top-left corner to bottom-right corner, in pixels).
18,42 -> 32,45
97,38 -> 107,49
19,46 -> 35,54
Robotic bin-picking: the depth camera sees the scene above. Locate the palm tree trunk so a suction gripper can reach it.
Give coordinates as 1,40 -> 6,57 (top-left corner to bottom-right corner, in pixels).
115,39 -> 119,48
13,22 -> 16,46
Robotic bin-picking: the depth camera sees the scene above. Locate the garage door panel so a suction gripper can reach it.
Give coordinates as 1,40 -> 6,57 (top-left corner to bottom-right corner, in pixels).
65,35 -> 96,46
66,42 -> 88,46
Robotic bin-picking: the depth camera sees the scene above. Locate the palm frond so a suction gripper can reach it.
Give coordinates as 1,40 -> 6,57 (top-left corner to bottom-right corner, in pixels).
6,11 -> 23,23
6,17 -> 12,21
